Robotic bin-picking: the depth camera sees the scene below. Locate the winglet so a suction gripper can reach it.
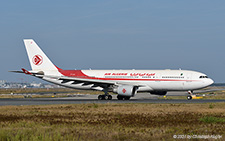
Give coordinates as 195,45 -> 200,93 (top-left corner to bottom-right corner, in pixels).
21,68 -> 32,75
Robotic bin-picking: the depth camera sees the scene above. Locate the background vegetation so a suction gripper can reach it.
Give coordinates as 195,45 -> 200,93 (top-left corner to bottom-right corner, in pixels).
0,103 -> 224,140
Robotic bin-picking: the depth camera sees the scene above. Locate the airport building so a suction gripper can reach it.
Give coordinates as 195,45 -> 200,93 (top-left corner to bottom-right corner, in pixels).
0,80 -> 60,89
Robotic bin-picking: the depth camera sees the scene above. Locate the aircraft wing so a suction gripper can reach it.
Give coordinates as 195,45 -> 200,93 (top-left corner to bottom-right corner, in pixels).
10,68 -> 146,88
58,76 -> 115,87
56,76 -> 144,87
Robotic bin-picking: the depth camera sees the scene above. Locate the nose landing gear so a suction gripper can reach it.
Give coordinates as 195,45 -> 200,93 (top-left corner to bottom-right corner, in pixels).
187,90 -> 193,100
187,95 -> 192,100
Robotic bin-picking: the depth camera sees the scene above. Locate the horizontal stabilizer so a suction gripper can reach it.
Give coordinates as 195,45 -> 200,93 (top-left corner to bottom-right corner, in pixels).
9,68 -> 33,75
9,70 -> 24,73
9,68 -> 45,76
21,68 -> 32,75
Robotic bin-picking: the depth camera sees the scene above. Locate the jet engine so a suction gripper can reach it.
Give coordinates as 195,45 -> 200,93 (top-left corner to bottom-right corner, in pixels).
150,91 -> 167,95
113,85 -> 137,97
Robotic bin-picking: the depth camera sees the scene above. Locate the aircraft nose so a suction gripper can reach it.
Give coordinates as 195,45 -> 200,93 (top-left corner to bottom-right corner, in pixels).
208,78 -> 214,85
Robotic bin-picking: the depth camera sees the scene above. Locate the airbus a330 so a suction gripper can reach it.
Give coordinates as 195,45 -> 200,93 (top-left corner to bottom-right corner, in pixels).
11,39 -> 214,100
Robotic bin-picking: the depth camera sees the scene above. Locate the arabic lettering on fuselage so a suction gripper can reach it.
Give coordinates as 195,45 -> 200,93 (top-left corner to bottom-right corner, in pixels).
104,73 -> 155,77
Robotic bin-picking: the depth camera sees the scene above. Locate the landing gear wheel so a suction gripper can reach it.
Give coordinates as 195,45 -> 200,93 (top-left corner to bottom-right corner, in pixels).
124,97 -> 130,100
98,95 -> 104,100
108,95 -> 112,100
187,95 -> 192,100
98,95 -> 112,100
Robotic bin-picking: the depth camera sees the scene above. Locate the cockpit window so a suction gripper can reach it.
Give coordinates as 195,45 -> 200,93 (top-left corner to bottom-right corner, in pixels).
199,76 -> 208,78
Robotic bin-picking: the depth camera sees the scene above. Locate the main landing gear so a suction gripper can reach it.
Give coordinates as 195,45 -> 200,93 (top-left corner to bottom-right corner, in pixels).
98,95 -> 131,100
98,94 -> 112,100
97,89 -> 131,100
98,88 -> 113,100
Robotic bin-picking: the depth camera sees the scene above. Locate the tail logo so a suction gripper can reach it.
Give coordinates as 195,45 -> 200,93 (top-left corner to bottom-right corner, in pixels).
32,55 -> 43,66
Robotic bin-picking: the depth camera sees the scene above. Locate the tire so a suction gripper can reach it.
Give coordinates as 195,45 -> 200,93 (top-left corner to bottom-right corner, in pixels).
98,95 -> 103,100
187,96 -> 192,100
108,95 -> 112,100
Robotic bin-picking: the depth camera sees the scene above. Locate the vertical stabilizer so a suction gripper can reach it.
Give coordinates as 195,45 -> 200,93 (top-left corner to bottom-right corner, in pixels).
23,39 -> 58,72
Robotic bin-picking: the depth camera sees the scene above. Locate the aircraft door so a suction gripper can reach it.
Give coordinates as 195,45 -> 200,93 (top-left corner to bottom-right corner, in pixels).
183,73 -> 192,90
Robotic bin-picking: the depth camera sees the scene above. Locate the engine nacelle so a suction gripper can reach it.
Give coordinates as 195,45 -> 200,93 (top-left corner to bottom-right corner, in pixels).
150,91 -> 167,95
113,85 -> 137,97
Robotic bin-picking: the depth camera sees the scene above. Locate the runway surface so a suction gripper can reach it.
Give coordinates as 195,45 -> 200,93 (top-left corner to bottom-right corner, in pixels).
0,98 -> 225,106
0,92 -> 224,106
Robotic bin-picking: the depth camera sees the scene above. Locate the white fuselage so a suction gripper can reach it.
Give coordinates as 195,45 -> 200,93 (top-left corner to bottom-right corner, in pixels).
42,69 -> 214,92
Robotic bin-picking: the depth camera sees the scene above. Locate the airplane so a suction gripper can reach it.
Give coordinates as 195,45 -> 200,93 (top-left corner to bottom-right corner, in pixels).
11,39 -> 214,100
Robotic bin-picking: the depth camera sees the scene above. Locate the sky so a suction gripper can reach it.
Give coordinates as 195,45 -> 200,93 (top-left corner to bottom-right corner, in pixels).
0,0 -> 225,83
